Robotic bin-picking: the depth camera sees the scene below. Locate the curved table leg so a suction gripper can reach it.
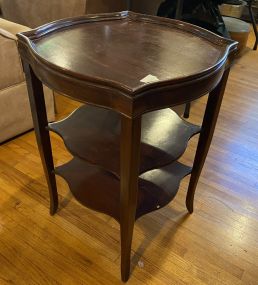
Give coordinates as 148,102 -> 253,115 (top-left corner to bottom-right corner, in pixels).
23,63 -> 58,215
186,68 -> 230,213
120,116 -> 141,282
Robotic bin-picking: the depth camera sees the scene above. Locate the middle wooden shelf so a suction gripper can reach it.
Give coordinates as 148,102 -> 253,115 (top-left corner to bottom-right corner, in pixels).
48,105 -> 200,177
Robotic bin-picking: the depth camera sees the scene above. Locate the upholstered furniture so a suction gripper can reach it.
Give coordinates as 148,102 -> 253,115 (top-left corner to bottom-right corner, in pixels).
0,18 -> 55,142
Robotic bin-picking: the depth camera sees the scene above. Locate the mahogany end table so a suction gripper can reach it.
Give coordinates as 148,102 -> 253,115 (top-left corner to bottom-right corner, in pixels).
18,12 -> 237,282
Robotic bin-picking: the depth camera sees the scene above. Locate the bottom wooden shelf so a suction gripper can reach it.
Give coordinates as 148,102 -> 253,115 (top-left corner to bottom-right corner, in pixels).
55,158 -> 191,222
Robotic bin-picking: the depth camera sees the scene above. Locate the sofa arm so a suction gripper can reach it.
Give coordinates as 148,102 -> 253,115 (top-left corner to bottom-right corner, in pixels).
0,19 -> 55,142
0,18 -> 30,38
0,19 -> 30,90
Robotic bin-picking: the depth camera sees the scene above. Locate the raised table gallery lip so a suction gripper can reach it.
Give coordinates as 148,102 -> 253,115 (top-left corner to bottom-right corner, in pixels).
17,11 -> 237,49
17,11 -> 238,96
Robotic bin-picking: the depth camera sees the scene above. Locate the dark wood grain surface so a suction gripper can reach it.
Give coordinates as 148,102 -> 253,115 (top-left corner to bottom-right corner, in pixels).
34,20 -> 225,92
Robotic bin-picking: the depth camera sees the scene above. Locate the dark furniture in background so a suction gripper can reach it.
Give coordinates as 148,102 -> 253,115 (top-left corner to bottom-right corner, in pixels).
157,0 -> 257,118
18,12 -> 237,282
221,0 -> 257,50
157,0 -> 230,118
158,0 -> 229,37
157,0 -> 257,50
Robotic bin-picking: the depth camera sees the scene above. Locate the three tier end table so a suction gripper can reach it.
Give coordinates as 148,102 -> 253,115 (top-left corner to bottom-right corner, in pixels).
18,11 -> 237,282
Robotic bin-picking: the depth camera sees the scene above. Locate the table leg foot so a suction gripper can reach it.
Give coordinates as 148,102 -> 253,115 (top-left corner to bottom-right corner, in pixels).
120,224 -> 134,282
49,177 -> 59,216
186,193 -> 194,214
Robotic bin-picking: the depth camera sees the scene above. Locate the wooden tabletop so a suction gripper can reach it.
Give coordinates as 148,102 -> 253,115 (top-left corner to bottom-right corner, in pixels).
35,19 -> 225,92
18,11 -> 237,117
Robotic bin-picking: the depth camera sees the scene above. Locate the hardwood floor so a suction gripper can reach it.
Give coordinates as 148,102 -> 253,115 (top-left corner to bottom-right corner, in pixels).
0,32 -> 258,285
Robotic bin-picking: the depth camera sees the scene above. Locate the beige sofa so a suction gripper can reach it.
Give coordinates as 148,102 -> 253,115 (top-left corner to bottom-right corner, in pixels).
0,0 -> 127,143
0,18 -> 55,142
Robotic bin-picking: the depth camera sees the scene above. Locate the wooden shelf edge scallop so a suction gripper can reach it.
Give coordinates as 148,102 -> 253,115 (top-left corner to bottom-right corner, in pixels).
49,105 -> 200,177
55,157 -> 192,222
